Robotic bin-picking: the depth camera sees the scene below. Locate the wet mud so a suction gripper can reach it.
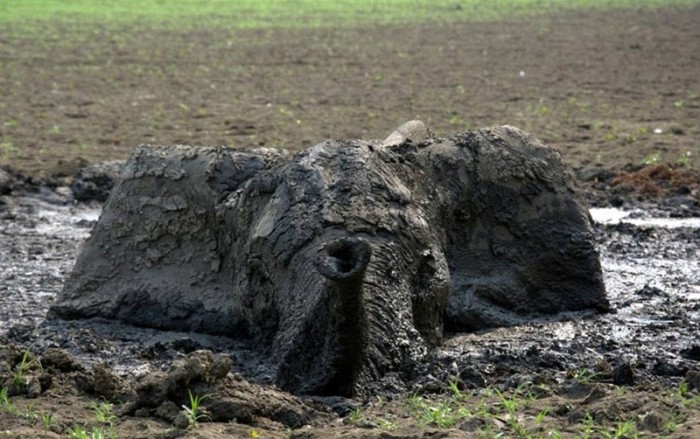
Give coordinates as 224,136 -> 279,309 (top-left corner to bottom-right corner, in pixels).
0,167 -> 699,436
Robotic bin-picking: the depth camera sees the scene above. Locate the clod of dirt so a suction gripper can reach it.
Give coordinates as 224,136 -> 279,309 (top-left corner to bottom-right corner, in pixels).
92,362 -> 128,401
686,370 -> 700,391
0,166 -> 37,196
639,411 -> 666,433
1,348 -> 49,399
132,349 -> 330,428
70,160 -> 124,203
40,348 -> 84,373
154,400 -> 180,423
612,362 -> 635,386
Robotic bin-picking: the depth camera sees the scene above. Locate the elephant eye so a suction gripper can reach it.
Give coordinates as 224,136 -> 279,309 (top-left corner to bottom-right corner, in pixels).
416,251 -> 437,277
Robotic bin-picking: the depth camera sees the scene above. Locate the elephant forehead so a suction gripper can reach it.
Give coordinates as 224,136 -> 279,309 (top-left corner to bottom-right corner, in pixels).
299,141 -> 413,201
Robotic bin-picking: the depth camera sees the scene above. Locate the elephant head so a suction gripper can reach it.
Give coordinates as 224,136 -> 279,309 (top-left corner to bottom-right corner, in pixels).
52,124 -> 608,396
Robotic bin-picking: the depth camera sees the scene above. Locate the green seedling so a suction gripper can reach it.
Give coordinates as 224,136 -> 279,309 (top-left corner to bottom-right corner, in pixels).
182,389 -> 211,426
602,419 -> 639,439
547,429 -> 565,438
406,393 -> 424,413
571,367 -> 598,384
1,387 -> 15,414
92,401 -> 116,425
422,401 -> 456,428
448,379 -> 467,402
495,388 -> 520,416
13,346 -> 37,389
678,151 -> 692,167
640,151 -> 662,165
40,412 -> 53,430
376,417 -> 398,431
374,395 -> 387,408
348,407 -> 364,424
68,425 -> 113,439
535,409 -> 548,426
579,413 -> 597,439
676,381 -> 700,407
662,411 -> 686,433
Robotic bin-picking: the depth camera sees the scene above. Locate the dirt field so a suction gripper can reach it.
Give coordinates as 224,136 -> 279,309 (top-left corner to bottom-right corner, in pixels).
1,4 -> 700,439
1,5 -> 699,176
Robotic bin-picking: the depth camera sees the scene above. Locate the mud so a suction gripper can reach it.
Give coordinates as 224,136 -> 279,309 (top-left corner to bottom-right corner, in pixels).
0,169 -> 699,436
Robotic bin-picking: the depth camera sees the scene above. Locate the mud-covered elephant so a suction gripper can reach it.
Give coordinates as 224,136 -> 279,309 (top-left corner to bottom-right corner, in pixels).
52,124 -> 609,396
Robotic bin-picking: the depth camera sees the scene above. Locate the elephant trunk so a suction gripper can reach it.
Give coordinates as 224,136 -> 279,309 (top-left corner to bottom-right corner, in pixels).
317,236 -> 372,283
315,237 -> 372,395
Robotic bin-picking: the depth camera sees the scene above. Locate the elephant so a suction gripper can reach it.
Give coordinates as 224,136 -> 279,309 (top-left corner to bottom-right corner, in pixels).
51,123 -> 609,396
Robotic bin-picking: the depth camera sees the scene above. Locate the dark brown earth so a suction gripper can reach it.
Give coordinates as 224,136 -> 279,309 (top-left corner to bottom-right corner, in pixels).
1,4 -> 700,439
1,6 -> 699,176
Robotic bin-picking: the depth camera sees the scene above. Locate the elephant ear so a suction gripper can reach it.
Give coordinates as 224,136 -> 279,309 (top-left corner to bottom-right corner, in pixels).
51,145 -> 283,335
415,126 -> 609,332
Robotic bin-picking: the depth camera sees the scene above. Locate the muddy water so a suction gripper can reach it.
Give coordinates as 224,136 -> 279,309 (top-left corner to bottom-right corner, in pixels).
590,207 -> 700,229
1,197 -> 699,393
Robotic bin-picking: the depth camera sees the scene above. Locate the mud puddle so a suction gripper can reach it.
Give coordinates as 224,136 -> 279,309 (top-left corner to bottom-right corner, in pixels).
590,207 -> 700,229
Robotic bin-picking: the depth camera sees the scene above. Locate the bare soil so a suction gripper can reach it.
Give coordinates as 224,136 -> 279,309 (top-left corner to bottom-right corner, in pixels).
1,6 -> 699,175
1,5 -> 700,439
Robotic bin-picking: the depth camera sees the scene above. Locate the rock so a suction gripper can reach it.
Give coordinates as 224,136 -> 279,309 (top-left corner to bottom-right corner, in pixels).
52,124 -> 608,396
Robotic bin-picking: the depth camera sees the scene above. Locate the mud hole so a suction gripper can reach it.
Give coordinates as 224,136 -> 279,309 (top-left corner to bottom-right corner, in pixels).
0,170 -> 699,438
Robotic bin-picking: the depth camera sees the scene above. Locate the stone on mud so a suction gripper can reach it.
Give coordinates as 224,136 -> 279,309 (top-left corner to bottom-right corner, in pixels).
52,124 -> 609,396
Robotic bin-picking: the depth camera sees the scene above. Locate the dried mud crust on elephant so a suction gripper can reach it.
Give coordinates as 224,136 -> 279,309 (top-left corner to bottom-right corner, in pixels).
51,124 -> 610,397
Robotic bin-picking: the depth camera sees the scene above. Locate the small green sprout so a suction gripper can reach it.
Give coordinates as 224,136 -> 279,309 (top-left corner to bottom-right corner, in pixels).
182,389 -> 211,426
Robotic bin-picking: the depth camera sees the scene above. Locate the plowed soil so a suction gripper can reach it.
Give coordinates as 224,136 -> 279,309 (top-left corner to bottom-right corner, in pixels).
1,5 -> 699,175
